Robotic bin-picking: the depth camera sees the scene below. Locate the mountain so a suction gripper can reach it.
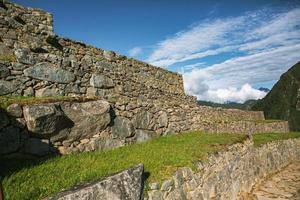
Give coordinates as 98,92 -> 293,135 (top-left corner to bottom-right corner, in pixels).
198,99 -> 257,110
252,62 -> 300,131
258,87 -> 270,93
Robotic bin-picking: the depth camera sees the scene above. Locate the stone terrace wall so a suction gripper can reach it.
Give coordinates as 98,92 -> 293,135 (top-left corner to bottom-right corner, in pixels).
0,1 -> 289,157
147,137 -> 300,200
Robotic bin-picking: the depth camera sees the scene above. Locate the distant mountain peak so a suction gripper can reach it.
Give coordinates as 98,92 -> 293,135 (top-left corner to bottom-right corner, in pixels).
258,87 -> 270,93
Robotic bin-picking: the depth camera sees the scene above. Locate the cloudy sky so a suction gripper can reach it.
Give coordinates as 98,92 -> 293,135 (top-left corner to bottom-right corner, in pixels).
14,0 -> 300,103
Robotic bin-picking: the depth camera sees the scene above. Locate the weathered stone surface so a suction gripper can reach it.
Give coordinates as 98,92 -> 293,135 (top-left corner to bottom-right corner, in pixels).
24,62 -> 75,83
84,138 -> 125,152
0,63 -> 10,78
23,138 -> 50,156
7,103 -> 23,117
135,129 -> 156,143
23,104 -> 70,137
0,126 -> 21,154
133,110 -> 153,129
14,48 -> 35,64
90,74 -> 114,89
61,100 -> 111,140
111,117 -> 135,138
148,138 -> 300,200
35,87 -> 63,97
48,164 -> 144,200
158,111 -> 168,128
23,86 -> 34,96
0,80 -> 16,95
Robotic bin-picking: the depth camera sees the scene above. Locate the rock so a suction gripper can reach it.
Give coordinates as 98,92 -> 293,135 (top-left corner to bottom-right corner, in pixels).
111,117 -> 135,138
0,126 -> 21,155
48,164 -> 144,200
0,80 -> 16,95
133,110 -> 153,129
165,188 -> 186,200
23,138 -> 50,156
158,111 -> 168,128
149,182 -> 160,190
35,87 -> 63,97
7,103 -> 23,117
86,87 -> 107,97
81,55 -> 93,68
23,87 -> 34,96
23,104 -> 71,137
85,138 -> 125,152
135,129 -> 156,143
0,109 -> 9,129
148,190 -> 163,200
0,63 -> 10,78
103,50 -> 116,61
161,180 -> 174,191
60,100 -> 111,141
14,48 -> 35,64
24,62 -> 75,83
90,74 -> 114,89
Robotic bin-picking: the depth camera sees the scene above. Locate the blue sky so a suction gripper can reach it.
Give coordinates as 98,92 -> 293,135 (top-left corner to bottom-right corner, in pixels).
12,0 -> 300,103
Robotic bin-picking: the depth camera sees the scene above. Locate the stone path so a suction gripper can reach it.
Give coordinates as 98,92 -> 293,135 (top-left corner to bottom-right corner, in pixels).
251,162 -> 300,200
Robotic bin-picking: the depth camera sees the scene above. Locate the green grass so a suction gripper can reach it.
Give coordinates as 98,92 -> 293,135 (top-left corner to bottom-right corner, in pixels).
253,132 -> 300,146
0,96 -> 98,109
1,132 -> 246,200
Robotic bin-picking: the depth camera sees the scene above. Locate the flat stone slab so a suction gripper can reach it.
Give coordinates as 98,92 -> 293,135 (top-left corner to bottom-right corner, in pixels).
24,62 -> 75,83
47,164 -> 144,200
252,162 -> 300,200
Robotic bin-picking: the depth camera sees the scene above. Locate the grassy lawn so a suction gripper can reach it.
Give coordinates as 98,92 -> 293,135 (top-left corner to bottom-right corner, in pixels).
0,96 -> 98,109
1,132 -> 299,200
252,132 -> 300,146
1,132 -> 246,200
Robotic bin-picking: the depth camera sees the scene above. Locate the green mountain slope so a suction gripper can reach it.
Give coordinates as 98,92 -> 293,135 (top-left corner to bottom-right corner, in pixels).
252,62 -> 300,131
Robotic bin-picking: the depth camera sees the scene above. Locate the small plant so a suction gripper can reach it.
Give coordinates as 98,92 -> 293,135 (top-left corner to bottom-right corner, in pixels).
0,54 -> 16,62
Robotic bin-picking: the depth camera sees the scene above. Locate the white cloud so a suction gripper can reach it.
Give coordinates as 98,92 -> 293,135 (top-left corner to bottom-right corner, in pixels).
128,47 -> 142,57
196,84 -> 266,104
147,7 -> 300,103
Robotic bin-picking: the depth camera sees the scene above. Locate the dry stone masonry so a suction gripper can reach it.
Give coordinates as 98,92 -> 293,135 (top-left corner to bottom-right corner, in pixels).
0,1 -> 289,157
147,137 -> 300,200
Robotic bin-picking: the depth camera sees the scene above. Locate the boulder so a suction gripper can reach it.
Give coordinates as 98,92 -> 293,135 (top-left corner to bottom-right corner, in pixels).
0,63 -> 9,78
14,48 -> 35,64
61,100 -> 111,141
23,104 -> 71,137
133,110 -> 153,130
23,138 -> 50,156
35,87 -> 64,97
111,117 -> 135,138
7,103 -> 23,117
24,62 -> 75,83
135,129 -> 156,143
0,126 -> 21,155
0,80 -> 16,95
48,164 -> 144,200
84,138 -> 125,152
90,74 -> 114,89
158,111 -> 168,128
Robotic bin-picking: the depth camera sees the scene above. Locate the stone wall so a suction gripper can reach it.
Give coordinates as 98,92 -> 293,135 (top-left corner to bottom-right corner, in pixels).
147,137 -> 300,200
0,1 -> 290,157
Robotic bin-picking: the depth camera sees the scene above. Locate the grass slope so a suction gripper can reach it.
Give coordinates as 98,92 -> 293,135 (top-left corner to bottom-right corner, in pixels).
252,132 -> 300,146
1,132 -> 246,200
252,61 -> 300,131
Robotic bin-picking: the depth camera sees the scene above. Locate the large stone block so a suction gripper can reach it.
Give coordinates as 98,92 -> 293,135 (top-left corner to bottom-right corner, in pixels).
90,74 -> 114,89
111,117 -> 135,138
48,164 -> 144,200
135,129 -> 156,143
14,48 -> 35,64
23,104 -> 72,137
24,62 -> 75,83
61,100 -> 111,141
133,110 -> 153,130
0,80 -> 16,95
